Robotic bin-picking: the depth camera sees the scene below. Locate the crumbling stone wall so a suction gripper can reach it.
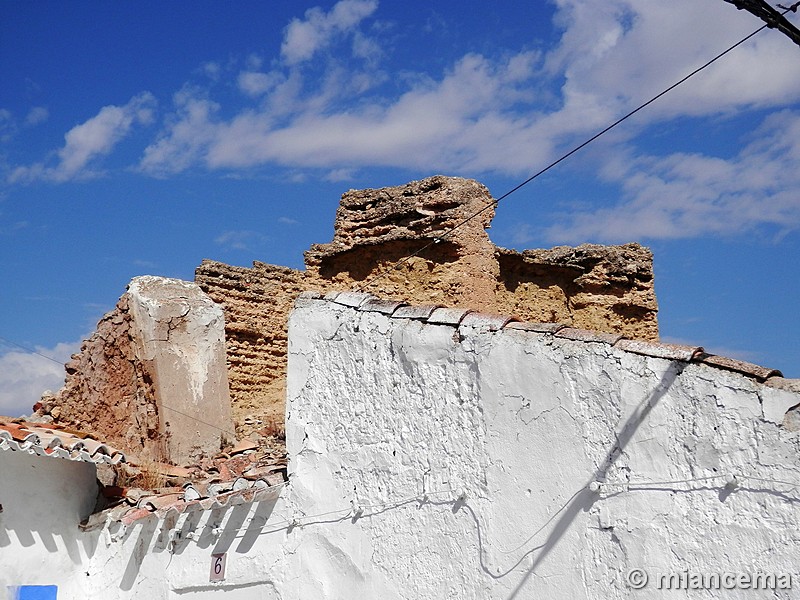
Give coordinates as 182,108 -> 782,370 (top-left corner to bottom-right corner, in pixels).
194,261 -> 308,438
496,244 -> 657,340
195,175 -> 659,436
39,176 -> 657,447
37,295 -> 162,458
37,277 -> 234,465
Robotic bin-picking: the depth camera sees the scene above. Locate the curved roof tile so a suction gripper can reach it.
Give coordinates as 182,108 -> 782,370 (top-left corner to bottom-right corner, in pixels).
0,417 -> 125,465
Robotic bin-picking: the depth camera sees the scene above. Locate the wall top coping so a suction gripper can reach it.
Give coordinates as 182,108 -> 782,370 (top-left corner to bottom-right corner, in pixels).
297,291 -> 789,385
0,416 -> 126,465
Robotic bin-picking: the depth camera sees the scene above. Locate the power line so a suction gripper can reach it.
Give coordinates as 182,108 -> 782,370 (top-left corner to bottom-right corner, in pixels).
0,335 -> 66,366
355,9 -> 790,294
0,334 -> 240,439
159,404 -> 239,440
724,0 -> 800,46
4,6 -> 798,447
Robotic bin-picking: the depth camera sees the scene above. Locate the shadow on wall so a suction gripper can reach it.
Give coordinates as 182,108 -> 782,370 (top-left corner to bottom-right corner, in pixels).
117,497 -> 280,592
317,238 -> 461,281
461,362 -> 686,598
0,453 -> 100,590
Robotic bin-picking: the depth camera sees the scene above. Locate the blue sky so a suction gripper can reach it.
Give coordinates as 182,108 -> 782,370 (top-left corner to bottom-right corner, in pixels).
1,0 -> 799,416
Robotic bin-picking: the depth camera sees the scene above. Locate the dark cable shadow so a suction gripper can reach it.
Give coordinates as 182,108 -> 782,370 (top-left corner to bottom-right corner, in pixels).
236,500 -> 278,553
212,505 -> 250,555
504,361 -> 685,599
601,485 -> 800,505
119,520 -> 158,591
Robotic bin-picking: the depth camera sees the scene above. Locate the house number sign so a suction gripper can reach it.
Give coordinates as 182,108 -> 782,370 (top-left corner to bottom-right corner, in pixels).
210,553 -> 227,582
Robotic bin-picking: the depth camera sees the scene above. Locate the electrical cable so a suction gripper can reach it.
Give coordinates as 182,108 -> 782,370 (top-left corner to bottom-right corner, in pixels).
354,7 -> 795,294
0,336 -> 65,366
592,473 -> 800,496
206,468 -> 800,549
598,474 -> 725,488
0,334 -> 241,439
4,5 -> 799,446
158,404 -> 240,440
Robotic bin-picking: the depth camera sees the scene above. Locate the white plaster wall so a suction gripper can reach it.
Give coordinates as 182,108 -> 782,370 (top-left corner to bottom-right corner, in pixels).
279,298 -> 800,599
77,494 -> 293,599
127,276 -> 234,463
0,452 -> 97,599
8,297 -> 800,599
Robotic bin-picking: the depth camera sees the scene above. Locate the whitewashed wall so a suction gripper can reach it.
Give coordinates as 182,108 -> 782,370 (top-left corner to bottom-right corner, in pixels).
78,494 -> 292,599
0,452 -> 97,599
280,296 -> 800,599
4,295 -> 800,599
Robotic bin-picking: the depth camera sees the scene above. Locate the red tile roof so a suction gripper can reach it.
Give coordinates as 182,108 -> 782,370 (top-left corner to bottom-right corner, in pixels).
81,471 -> 287,531
0,417 -> 125,465
310,290 -> 791,384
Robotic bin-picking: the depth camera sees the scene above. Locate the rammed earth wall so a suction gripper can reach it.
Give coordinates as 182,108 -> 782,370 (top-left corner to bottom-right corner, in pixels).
195,175 -> 659,435
40,277 -> 233,463
42,176 -> 658,447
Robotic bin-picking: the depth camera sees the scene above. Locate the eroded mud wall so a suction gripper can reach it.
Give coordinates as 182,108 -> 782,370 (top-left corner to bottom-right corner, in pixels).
195,176 -> 658,435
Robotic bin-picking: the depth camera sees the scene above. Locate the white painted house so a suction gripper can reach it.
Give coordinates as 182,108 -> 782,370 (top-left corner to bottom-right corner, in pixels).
0,420 -> 124,600
2,291 -> 800,599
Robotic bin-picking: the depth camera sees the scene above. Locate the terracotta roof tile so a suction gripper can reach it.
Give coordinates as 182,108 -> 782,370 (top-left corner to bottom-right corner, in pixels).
460,312 -> 518,332
555,328 -> 624,345
392,304 -> 443,320
331,291 -> 375,308
0,417 -> 125,465
304,293 -> 790,402
427,307 -> 474,326
358,299 -> 408,315
82,473 -> 287,532
139,492 -> 184,511
119,507 -> 153,526
697,353 -> 783,382
229,439 -> 259,455
242,463 -> 286,480
505,321 -> 567,334
614,339 -> 704,362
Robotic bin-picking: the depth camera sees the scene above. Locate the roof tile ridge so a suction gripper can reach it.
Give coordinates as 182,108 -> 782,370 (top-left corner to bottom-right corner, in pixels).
305,292 -> 788,384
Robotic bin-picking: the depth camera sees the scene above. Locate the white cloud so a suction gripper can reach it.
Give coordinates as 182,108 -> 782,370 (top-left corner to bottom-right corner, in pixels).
214,229 -> 268,251
246,54 -> 264,70
132,258 -> 159,269
351,30 -> 382,66
4,0 -> 799,195
0,108 -> 16,142
142,51 -> 545,175
324,168 -> 356,182
138,0 -> 800,222
9,92 -> 156,183
139,88 -> 217,177
545,110 -> 800,242
0,219 -> 29,236
24,106 -> 49,126
0,341 -> 78,418
509,223 -> 536,246
237,70 -> 281,97
281,0 -> 379,65
202,61 -> 222,81
546,0 -> 800,121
